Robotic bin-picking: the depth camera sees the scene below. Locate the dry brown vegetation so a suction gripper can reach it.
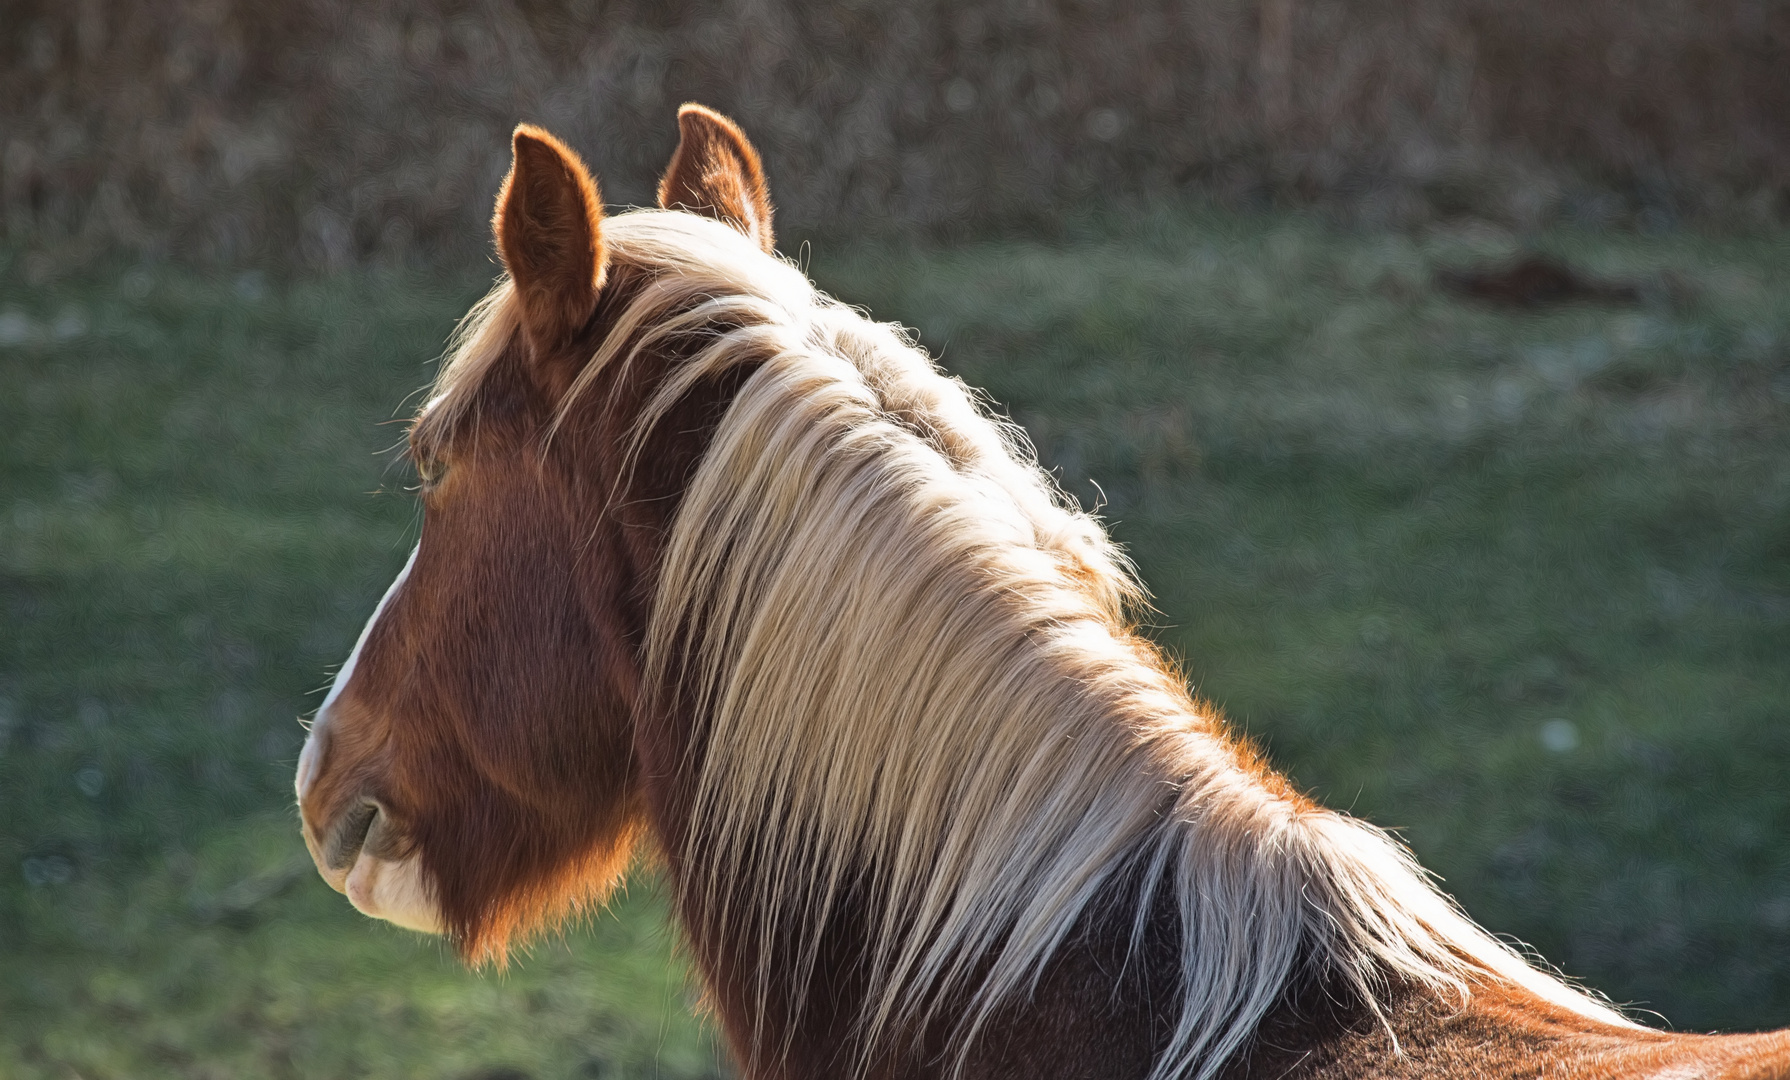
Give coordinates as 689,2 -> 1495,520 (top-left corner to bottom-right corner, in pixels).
4,0 -> 1787,267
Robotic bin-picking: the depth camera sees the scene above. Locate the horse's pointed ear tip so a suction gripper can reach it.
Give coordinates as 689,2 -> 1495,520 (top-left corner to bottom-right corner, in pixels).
675,103 -> 743,138
501,127 -> 603,218
510,127 -> 601,184
510,125 -> 574,165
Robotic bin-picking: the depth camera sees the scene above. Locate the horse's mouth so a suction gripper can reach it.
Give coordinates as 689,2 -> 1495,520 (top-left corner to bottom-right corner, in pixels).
308,797 -> 441,933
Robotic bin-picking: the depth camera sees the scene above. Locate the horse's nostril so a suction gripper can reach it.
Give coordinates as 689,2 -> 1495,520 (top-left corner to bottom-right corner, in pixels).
323,800 -> 379,871
362,804 -> 408,861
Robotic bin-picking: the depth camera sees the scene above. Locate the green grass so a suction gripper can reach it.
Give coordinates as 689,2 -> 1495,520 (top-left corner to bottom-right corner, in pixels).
2,211 -> 1788,1075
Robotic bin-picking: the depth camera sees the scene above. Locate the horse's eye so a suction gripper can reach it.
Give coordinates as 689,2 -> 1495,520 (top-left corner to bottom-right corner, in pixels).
416,457 -> 449,491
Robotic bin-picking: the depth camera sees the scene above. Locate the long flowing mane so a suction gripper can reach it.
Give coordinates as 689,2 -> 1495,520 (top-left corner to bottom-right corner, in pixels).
427,210 -> 1629,1079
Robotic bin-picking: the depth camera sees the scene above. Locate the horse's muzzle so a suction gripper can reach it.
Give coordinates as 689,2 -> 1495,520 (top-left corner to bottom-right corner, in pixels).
301,792 -> 444,934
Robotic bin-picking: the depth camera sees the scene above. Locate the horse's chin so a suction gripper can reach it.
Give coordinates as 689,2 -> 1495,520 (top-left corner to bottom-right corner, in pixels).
341,852 -> 444,934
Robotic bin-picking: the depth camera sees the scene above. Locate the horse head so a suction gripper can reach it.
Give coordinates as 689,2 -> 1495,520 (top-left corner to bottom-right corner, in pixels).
295,106 -> 773,963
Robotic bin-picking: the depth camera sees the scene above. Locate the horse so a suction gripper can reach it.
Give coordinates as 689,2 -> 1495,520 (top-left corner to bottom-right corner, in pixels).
295,104 -> 1790,1079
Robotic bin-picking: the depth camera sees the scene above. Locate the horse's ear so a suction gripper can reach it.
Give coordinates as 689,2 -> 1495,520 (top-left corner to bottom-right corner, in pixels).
494,125 -> 608,370
657,103 -> 775,254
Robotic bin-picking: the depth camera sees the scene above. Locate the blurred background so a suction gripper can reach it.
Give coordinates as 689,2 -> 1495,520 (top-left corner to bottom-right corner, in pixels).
2,2 -> 1788,1078
6,0 -> 1790,268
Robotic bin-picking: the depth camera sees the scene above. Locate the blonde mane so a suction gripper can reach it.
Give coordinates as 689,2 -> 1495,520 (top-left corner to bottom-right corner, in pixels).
432,209 -> 1630,1079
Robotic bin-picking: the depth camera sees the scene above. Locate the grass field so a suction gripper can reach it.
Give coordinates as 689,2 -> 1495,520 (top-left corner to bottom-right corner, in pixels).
2,211 -> 1787,1077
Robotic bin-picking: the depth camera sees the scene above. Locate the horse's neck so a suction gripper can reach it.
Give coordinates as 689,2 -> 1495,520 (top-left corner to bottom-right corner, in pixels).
656,841 -> 1186,1080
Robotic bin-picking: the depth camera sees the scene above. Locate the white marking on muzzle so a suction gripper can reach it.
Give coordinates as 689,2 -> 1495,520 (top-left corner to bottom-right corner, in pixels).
296,545 -> 419,801
345,849 -> 445,934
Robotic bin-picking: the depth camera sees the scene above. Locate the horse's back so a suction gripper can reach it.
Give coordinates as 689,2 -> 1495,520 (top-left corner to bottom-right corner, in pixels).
1237,978 -> 1790,1080
941,873 -> 1790,1080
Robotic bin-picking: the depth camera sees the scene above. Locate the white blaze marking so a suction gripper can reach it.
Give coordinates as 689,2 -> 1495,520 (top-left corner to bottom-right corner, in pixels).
296,543 -> 446,935
296,545 -> 419,801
